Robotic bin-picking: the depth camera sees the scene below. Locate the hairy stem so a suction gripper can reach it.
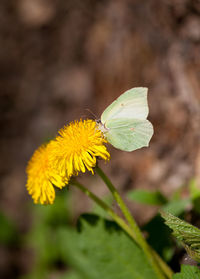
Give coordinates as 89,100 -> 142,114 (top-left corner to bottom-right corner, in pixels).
96,166 -> 172,279
72,180 -> 137,240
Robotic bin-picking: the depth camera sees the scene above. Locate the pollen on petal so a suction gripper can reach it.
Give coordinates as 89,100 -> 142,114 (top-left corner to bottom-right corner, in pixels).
26,143 -> 66,205
49,119 -> 110,180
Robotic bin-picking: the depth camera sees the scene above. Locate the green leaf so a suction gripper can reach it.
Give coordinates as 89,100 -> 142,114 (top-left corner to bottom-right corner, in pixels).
189,179 -> 200,200
162,199 -> 190,216
173,264 -> 200,279
127,189 -> 167,206
58,214 -> 159,279
142,197 -> 189,262
189,179 -> 200,214
161,212 -> 200,262
143,215 -> 174,262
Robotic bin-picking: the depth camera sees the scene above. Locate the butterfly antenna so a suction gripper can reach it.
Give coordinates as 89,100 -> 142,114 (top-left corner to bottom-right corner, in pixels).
85,108 -> 97,120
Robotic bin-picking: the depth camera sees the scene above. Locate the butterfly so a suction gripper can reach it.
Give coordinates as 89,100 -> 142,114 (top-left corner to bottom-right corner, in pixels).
97,87 -> 154,152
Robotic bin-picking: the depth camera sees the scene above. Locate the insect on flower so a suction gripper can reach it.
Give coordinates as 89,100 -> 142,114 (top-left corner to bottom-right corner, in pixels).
26,87 -> 153,204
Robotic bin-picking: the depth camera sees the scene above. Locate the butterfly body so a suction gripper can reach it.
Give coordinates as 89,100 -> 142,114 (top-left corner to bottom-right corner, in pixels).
99,87 -> 153,152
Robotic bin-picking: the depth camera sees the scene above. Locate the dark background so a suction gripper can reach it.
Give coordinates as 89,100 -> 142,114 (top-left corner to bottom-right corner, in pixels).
1,0 -> 200,278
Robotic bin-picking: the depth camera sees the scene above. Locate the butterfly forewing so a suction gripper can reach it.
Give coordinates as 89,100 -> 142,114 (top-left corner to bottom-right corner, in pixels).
101,87 -> 149,124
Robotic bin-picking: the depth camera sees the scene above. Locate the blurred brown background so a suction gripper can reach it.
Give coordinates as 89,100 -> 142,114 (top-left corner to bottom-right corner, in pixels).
1,0 -> 200,278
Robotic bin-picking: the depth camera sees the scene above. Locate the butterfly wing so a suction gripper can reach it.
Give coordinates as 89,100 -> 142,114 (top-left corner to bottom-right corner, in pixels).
101,87 -> 149,124
105,118 -> 153,152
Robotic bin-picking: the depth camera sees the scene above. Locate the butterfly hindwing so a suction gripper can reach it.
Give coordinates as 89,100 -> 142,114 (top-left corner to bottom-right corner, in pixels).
105,118 -> 153,152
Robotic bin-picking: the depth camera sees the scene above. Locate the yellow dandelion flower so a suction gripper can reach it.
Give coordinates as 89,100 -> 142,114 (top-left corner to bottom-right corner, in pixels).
49,119 -> 110,179
26,143 -> 67,205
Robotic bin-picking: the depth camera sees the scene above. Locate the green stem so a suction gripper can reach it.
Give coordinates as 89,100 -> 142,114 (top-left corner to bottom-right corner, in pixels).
153,251 -> 173,279
96,166 -> 140,238
96,166 -> 172,279
71,180 -> 137,241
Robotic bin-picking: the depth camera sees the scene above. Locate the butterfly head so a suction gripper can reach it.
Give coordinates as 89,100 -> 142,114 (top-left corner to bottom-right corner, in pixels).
96,119 -> 109,134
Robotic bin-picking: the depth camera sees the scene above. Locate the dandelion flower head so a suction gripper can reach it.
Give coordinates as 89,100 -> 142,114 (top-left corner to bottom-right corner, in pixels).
49,119 -> 110,179
26,143 -> 67,204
